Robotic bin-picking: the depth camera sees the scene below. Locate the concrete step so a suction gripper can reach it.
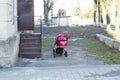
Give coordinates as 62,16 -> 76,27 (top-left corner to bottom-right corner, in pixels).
21,33 -> 41,39
20,47 -> 41,50
20,43 -> 40,47
19,52 -> 41,59
21,45 -> 41,49
20,39 -> 40,44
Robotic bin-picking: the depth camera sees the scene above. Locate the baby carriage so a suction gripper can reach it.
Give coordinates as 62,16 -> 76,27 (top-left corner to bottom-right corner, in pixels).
53,34 -> 72,57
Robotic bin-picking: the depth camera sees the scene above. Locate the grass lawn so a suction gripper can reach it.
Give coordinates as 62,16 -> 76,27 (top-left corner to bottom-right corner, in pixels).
40,25 -> 120,64
42,39 -> 54,48
69,38 -> 120,64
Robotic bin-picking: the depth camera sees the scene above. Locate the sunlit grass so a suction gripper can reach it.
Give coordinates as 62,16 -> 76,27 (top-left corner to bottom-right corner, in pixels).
69,38 -> 120,64
106,25 -> 120,41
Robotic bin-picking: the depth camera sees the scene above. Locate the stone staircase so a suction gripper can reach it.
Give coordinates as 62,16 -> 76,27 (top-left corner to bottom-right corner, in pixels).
19,33 -> 41,58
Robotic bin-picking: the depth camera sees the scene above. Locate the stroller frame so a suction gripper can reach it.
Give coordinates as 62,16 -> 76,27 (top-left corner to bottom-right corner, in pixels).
53,45 -> 67,57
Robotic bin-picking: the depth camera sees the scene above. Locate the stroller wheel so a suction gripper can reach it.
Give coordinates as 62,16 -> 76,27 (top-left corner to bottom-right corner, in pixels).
64,51 -> 68,57
53,50 -> 56,58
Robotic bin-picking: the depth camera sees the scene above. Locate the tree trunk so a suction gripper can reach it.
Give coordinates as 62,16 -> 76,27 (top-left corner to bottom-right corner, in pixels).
94,0 -> 97,24
43,0 -> 49,26
115,0 -> 119,31
106,13 -> 110,24
94,11 -> 96,23
98,0 -> 101,24
102,0 -> 107,25
44,10 -> 49,25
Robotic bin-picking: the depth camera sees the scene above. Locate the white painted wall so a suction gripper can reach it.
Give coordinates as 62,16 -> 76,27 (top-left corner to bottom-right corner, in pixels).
0,0 -> 20,67
0,0 -> 17,40
53,0 -> 72,17
52,0 -> 94,26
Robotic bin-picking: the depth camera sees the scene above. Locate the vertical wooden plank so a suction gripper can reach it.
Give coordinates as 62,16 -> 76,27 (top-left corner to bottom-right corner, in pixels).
18,0 -> 34,30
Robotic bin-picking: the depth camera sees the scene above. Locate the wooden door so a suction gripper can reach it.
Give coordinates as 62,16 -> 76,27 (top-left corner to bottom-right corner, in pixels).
18,0 -> 34,30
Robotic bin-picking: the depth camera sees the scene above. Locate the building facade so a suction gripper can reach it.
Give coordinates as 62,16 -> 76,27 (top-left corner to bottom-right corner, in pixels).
0,0 -> 19,67
52,0 -> 94,26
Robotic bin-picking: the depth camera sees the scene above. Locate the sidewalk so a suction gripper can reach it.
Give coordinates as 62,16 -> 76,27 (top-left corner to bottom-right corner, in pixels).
16,46 -> 104,67
0,65 -> 120,80
0,46 -> 119,80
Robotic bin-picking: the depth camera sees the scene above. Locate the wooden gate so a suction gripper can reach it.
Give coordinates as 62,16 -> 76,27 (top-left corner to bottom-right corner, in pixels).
17,0 -> 34,30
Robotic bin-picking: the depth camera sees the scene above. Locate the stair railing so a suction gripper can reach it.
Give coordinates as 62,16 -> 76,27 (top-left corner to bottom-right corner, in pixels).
34,16 -> 42,57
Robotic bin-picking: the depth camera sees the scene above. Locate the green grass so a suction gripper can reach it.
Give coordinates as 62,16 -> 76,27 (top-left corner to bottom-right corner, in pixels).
42,37 -> 120,64
69,38 -> 120,64
42,38 -> 54,48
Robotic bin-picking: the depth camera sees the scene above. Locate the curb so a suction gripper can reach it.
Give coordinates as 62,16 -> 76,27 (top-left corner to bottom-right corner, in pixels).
96,34 -> 120,51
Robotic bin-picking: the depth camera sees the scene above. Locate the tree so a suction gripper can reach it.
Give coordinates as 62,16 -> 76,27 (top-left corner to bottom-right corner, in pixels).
43,0 -> 56,25
94,0 -> 97,23
101,0 -> 107,24
74,0 -> 81,16
101,0 -> 112,25
74,6 -> 81,16
94,0 -> 101,24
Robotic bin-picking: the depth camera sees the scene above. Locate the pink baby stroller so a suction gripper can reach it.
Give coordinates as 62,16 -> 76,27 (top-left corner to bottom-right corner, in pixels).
53,34 -> 72,57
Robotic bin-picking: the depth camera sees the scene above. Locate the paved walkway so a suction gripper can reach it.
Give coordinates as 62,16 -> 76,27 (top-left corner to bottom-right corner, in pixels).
0,65 -> 120,80
16,46 -> 104,67
1,46 -> 120,80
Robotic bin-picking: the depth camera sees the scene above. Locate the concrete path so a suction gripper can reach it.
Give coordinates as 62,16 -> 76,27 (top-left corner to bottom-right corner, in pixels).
0,65 -> 120,80
1,46 -> 120,80
16,46 -> 104,67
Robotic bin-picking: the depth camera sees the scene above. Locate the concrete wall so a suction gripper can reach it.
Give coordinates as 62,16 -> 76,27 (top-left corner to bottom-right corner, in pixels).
96,34 -> 120,51
0,0 -> 20,67
52,17 -> 72,26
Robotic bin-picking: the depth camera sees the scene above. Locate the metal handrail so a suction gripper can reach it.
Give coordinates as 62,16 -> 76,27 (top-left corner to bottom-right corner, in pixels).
34,16 -> 42,56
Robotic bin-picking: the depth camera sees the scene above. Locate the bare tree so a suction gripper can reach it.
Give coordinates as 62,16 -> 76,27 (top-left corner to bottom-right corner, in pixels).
94,0 -> 100,24
101,0 -> 107,25
115,0 -> 120,31
43,0 -> 56,25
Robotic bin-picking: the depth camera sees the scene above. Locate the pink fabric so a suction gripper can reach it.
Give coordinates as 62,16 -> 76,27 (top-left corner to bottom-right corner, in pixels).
66,34 -> 72,39
55,34 -> 72,48
57,34 -> 66,40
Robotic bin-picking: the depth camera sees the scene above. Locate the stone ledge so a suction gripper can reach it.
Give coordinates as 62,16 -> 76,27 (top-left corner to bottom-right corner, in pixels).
0,33 -> 20,67
96,34 -> 120,51
0,59 -> 11,67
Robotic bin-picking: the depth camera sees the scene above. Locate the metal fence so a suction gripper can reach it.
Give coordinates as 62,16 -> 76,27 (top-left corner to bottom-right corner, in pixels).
34,16 -> 42,33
